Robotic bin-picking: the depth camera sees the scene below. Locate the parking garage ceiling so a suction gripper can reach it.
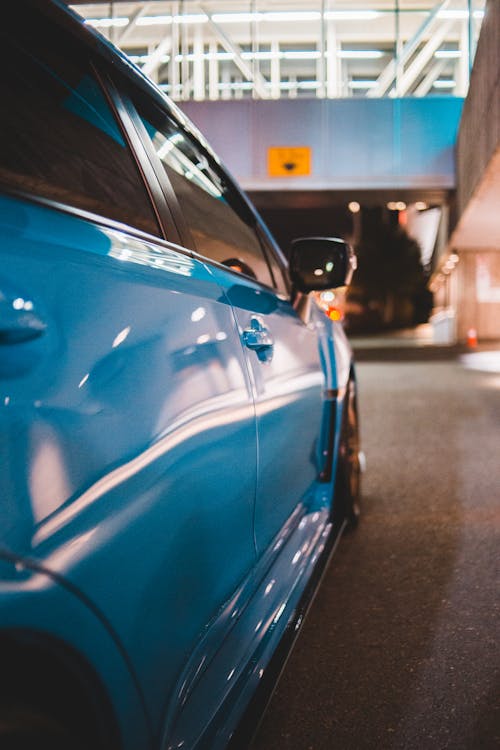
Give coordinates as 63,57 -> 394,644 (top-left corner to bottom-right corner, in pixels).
67,2 -> 486,100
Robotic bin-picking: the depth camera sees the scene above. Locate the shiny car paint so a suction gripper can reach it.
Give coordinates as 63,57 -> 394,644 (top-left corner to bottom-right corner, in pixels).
0,3 -> 357,748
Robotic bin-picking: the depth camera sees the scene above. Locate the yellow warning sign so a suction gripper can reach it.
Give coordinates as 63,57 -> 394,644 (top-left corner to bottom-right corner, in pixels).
267,146 -> 312,177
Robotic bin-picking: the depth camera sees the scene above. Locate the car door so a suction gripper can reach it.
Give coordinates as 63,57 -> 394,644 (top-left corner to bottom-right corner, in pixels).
126,96 -> 328,557
0,14 -> 258,743
228,246 -> 328,555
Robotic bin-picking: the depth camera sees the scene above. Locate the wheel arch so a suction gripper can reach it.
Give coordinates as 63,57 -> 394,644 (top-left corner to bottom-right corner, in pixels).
0,628 -> 121,749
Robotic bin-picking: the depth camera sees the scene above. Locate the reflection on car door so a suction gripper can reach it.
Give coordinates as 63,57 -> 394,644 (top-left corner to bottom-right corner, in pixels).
131,102 -> 327,555
225,278 -> 325,554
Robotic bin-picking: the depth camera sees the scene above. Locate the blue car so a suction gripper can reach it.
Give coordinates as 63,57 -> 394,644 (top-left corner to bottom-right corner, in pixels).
0,2 -> 361,748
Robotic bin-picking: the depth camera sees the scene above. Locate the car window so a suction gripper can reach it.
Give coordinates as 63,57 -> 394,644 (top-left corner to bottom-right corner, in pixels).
0,10 -> 159,237
131,95 -> 275,288
256,226 -> 290,297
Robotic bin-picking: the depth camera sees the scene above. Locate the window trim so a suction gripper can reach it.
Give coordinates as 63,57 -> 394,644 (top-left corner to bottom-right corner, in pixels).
95,66 -> 182,247
111,82 -> 199,256
255,222 -> 291,298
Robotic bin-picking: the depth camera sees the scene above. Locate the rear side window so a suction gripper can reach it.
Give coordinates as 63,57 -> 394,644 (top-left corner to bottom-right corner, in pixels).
130,94 -> 275,287
0,10 -> 159,237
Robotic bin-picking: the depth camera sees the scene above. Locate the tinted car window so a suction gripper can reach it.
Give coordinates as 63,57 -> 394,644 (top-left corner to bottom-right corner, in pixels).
257,227 -> 290,297
0,11 -> 159,237
132,96 -> 274,287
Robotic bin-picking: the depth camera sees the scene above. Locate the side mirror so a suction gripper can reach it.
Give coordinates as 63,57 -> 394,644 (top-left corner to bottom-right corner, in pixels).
289,237 -> 357,293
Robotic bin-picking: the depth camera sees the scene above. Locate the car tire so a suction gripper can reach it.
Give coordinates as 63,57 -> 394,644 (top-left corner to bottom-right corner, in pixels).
335,377 -> 362,530
0,705 -> 85,750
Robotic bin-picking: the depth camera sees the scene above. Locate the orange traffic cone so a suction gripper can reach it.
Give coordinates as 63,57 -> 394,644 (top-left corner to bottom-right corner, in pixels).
466,327 -> 478,348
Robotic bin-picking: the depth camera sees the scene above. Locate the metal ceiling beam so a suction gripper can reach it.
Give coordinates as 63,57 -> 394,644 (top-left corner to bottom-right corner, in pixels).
115,3 -> 153,46
414,58 -> 448,97
396,19 -> 455,96
367,0 -> 450,98
142,34 -> 172,77
199,5 -> 269,99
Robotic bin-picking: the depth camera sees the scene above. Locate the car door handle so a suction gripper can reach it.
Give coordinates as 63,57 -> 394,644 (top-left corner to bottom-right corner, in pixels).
0,289 -> 46,344
243,317 -> 274,362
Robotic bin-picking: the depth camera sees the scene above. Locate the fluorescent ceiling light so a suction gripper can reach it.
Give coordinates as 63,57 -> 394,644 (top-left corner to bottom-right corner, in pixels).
282,50 -> 321,60
211,12 -> 262,23
129,53 -> 170,64
349,80 -> 377,89
338,50 -> 385,59
206,52 -> 234,61
325,11 -> 380,20
212,11 -> 320,23
85,17 -> 129,28
433,79 -> 456,88
171,50 -> 325,62
295,81 -> 321,89
437,10 -> 484,19
435,50 -> 461,58
218,82 -> 253,90
243,51 -> 278,60
137,13 -> 208,26
263,12 -> 321,22
173,14 -> 208,24
136,15 -> 172,26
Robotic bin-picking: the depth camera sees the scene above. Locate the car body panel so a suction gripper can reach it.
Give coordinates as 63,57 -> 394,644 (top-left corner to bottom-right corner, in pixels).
214,268 -> 328,554
0,553 -> 151,749
0,192 -> 261,738
164,505 -> 332,749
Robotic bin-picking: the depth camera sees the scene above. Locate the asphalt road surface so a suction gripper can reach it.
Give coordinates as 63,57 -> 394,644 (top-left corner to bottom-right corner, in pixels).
250,346 -> 500,750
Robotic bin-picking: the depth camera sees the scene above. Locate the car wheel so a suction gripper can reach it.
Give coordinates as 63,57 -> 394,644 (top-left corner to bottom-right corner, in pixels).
335,377 -> 362,529
0,705 -> 85,750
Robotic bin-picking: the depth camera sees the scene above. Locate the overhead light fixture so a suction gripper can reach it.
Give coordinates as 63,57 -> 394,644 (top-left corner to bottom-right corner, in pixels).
415,201 -> 428,211
433,79 -> 456,88
338,50 -> 385,59
435,50 -> 461,58
128,53 -> 170,64
325,11 -> 381,20
205,51 -> 235,61
212,11 -> 321,23
263,12 -> 321,22
282,50 -> 321,60
136,15 -> 172,26
295,81 -> 321,89
243,51 -> 277,60
438,9 -> 485,19
137,13 -> 208,26
85,17 -> 129,28
218,81 -> 253,90
173,14 -> 208,24
349,80 -> 378,89
348,201 -> 361,213
212,12 -> 263,24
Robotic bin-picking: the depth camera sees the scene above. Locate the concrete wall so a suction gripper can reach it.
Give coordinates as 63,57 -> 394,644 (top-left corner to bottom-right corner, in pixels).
455,250 -> 500,341
180,97 -> 464,193
446,0 -> 500,341
456,0 -> 500,219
